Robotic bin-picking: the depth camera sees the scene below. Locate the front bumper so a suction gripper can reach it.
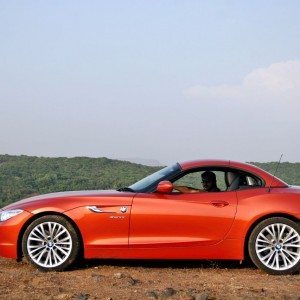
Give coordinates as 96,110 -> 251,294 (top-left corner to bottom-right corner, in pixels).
0,210 -> 33,259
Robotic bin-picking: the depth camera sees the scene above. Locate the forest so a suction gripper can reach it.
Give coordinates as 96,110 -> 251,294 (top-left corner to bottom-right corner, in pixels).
0,154 -> 299,207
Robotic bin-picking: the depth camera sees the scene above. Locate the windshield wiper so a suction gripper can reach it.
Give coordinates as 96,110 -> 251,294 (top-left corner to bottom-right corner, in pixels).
117,187 -> 135,192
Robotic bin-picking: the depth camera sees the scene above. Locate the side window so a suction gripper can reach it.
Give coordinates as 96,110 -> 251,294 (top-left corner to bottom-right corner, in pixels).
172,168 -> 263,193
238,173 -> 263,190
172,170 -> 227,192
214,171 -> 227,191
174,172 -> 202,190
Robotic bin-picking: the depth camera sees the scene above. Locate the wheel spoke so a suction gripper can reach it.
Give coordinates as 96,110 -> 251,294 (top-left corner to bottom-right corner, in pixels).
257,246 -> 271,253
284,234 -> 299,244
281,251 -> 292,266
260,250 -> 273,262
29,245 -> 46,255
52,248 -> 63,263
283,248 -> 299,258
29,236 -> 44,243
55,245 -> 69,256
284,242 -> 300,247
282,229 -> 294,243
271,225 -> 277,240
54,227 -> 67,240
266,227 -> 276,240
56,236 -> 70,243
51,223 -> 57,237
280,252 -> 288,268
266,251 -> 275,265
55,243 -> 72,246
30,230 -> 43,240
45,250 -> 52,266
47,222 -> 53,237
34,227 -> 44,239
49,250 -> 53,266
278,225 -> 286,240
257,238 -> 272,245
275,252 -> 279,269
38,224 -> 47,239
35,248 -> 47,263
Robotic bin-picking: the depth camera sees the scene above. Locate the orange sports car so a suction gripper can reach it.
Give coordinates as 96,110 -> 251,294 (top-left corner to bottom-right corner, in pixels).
0,160 -> 300,275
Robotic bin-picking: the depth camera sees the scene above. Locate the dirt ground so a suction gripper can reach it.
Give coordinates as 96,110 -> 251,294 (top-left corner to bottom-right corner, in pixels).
0,258 -> 299,300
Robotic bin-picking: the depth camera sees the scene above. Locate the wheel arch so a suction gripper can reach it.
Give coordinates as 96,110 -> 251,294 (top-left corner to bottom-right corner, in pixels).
243,213 -> 300,260
17,211 -> 84,260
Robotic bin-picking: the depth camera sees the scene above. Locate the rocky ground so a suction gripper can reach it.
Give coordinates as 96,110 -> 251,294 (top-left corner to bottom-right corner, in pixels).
0,258 -> 299,299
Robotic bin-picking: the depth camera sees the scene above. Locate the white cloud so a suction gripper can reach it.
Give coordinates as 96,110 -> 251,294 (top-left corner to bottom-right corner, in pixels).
184,60 -> 300,104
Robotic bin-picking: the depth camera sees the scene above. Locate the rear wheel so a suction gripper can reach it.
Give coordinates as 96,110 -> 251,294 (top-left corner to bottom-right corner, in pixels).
22,215 -> 80,271
248,217 -> 300,275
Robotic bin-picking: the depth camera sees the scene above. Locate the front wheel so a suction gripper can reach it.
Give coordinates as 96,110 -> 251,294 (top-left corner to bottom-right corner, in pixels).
248,217 -> 300,275
22,215 -> 80,271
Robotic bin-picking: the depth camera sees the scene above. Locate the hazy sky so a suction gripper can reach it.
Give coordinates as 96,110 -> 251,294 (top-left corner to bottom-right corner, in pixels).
1,1 -> 299,165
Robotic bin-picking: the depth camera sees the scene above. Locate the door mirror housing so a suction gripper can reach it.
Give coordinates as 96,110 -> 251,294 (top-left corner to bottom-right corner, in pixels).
156,180 -> 173,193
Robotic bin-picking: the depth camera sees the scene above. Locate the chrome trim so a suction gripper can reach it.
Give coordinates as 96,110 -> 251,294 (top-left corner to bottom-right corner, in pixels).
87,206 -> 116,213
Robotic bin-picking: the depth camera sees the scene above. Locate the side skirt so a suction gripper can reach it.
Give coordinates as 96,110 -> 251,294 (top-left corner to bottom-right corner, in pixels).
84,239 -> 244,260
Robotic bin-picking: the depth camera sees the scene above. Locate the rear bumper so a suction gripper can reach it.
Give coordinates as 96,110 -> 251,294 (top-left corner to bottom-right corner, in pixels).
0,211 -> 33,258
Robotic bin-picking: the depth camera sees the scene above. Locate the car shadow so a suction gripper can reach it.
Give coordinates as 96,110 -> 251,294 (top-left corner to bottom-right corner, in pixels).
75,258 -> 255,271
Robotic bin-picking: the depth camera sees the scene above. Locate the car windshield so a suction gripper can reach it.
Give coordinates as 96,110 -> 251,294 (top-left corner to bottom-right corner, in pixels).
129,163 -> 180,192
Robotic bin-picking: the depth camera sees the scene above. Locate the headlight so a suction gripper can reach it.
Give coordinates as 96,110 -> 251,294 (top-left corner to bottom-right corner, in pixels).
0,209 -> 24,222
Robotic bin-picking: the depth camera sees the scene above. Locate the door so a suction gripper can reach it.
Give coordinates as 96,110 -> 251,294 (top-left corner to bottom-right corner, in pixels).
129,191 -> 237,248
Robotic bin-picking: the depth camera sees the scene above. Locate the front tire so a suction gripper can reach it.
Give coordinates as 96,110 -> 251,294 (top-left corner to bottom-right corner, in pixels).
22,215 -> 80,271
248,217 -> 300,275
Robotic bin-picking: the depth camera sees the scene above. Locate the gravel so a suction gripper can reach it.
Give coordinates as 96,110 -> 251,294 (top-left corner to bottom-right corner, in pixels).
0,258 -> 299,299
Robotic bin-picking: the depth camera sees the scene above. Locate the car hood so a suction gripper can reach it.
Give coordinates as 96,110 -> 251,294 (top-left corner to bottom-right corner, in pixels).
1,190 -> 135,213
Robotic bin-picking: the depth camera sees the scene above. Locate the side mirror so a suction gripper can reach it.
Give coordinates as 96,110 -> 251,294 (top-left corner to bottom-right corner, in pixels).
156,180 -> 173,193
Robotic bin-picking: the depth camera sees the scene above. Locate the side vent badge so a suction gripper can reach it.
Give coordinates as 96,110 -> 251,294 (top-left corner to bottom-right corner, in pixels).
120,206 -> 127,213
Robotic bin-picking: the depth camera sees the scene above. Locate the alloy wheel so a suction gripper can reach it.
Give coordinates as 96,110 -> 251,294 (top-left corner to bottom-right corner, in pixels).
256,223 -> 300,271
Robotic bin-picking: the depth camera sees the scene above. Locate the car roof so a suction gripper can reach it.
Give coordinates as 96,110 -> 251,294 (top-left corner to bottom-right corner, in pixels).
179,159 -> 288,188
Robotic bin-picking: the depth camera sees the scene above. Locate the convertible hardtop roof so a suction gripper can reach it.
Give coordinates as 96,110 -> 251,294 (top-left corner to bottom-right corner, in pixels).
179,159 -> 288,188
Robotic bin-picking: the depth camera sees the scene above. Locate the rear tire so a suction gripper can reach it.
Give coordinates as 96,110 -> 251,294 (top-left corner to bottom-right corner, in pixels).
22,215 -> 80,271
248,217 -> 300,275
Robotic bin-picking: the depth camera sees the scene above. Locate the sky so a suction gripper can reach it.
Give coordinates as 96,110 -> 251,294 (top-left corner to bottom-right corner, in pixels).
0,0 -> 299,165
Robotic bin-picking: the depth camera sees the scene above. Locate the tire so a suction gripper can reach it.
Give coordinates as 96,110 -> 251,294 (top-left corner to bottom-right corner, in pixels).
22,215 -> 80,271
248,217 -> 300,275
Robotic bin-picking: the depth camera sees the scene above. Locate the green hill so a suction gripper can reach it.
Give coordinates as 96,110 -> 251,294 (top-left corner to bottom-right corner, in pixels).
250,162 -> 300,187
0,155 -> 299,207
0,154 -> 160,207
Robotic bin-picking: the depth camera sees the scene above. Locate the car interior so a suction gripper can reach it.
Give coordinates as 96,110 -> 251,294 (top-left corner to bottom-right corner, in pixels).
172,168 -> 263,193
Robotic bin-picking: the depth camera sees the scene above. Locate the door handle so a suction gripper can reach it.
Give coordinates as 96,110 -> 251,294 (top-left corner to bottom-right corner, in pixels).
210,201 -> 229,207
